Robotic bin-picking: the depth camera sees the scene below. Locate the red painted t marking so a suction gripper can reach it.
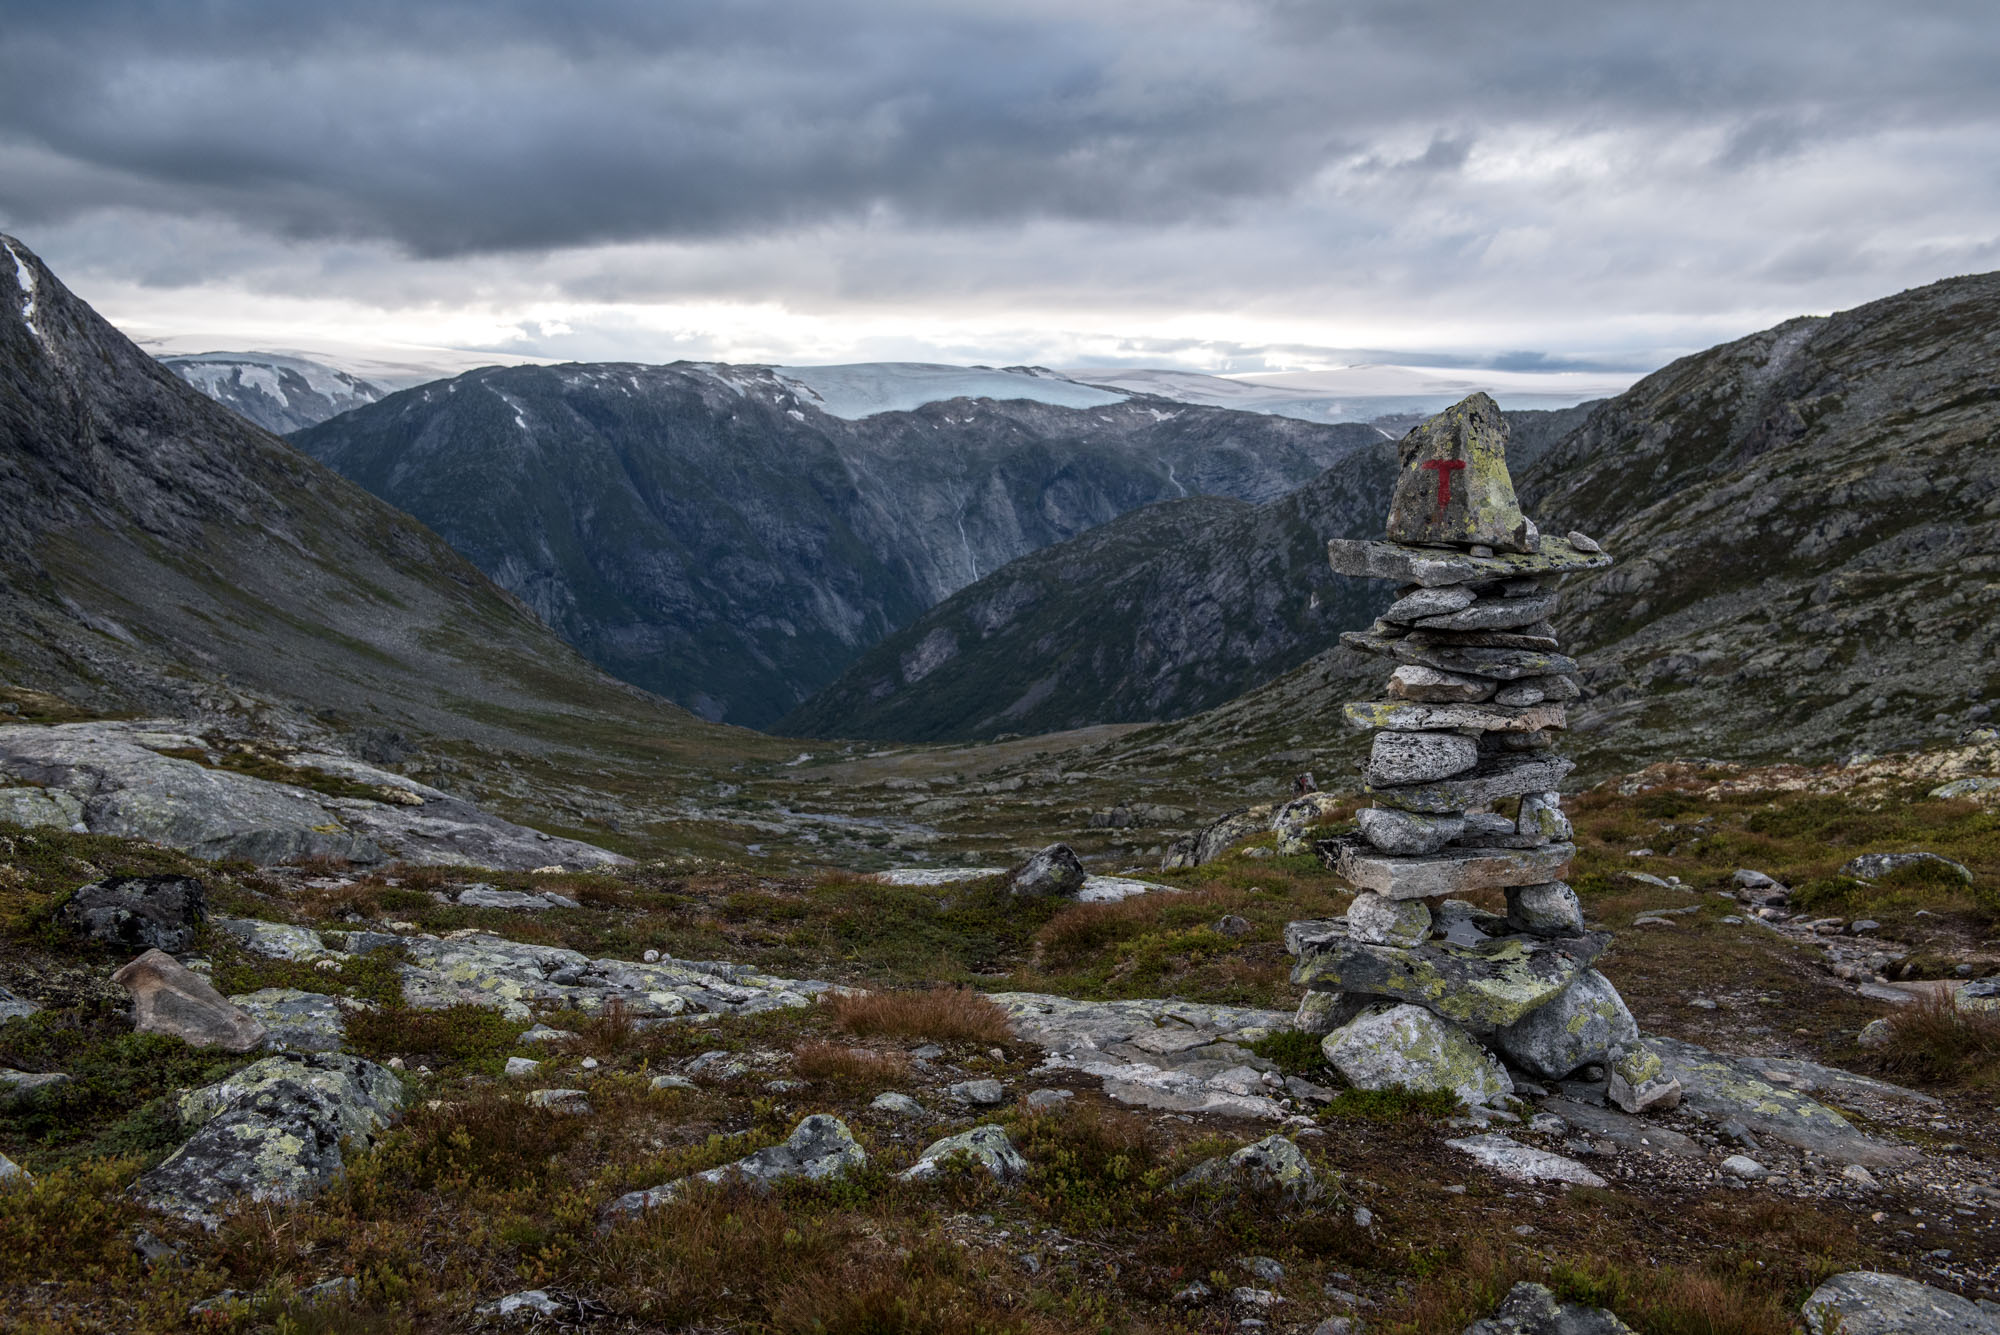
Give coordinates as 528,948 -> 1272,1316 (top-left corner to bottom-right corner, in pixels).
1422,458 -> 1466,517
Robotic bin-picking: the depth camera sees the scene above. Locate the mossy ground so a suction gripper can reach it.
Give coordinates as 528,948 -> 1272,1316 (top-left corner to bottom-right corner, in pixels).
0,759 -> 1995,1332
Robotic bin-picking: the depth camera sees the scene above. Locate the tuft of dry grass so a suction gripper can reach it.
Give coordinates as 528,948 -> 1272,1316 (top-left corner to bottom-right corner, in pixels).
792,1041 -> 909,1090
1877,994 -> 2000,1087
823,987 -> 1014,1047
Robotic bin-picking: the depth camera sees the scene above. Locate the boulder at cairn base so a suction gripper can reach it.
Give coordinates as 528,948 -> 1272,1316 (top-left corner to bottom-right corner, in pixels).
1493,969 -> 1637,1079
1384,393 -> 1536,553
1323,1003 -> 1509,1107
1293,928 -> 1610,1032
113,949 -> 266,1051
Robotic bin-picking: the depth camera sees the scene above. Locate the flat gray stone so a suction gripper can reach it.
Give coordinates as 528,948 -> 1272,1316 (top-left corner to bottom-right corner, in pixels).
1327,534 -> 1612,588
1366,731 -> 1479,786
1321,835 -> 1575,900
947,1079 -> 1006,1106
1495,675 -> 1579,706
1414,593 -> 1559,632
1345,700 -> 1566,735
1390,641 -> 1580,682
1445,1134 -> 1606,1189
1839,852 -> 1973,884
1357,807 -> 1464,856
0,1068 -> 69,1107
1382,585 -> 1476,622
1387,664 -> 1497,703
1802,1271 -> 2000,1334
1295,930 -> 1609,1032
1368,755 -> 1576,814
870,1091 -> 926,1117
1537,1098 -> 1700,1158
0,1151 -> 30,1183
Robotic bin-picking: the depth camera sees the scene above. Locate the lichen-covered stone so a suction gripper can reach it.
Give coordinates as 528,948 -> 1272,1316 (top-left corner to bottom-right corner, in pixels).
1345,699 -> 1566,735
1010,843 -> 1086,897
114,949 -> 266,1051
601,1114 -> 866,1218
143,1053 -> 403,1227
1383,394 -> 1535,553
1366,731 -> 1479,786
58,874 -> 207,954
1323,1004 -> 1509,1106
1648,1036 -> 1917,1166
1356,807 -> 1463,856
1516,793 -> 1572,843
1493,970 -> 1637,1079
1505,882 -> 1584,937
899,1125 -> 1027,1182
228,988 -> 349,1052
1462,1281 -> 1635,1334
1273,792 -> 1344,855
214,917 -> 330,962
1174,1134 -> 1320,1197
1293,990 -> 1368,1035
1607,1044 -> 1681,1114
1294,929 -> 1609,1032
1347,893 -> 1432,946
1321,835 -> 1574,900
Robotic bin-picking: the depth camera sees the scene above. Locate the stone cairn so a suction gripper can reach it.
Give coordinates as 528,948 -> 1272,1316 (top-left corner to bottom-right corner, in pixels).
1286,393 -> 1681,1114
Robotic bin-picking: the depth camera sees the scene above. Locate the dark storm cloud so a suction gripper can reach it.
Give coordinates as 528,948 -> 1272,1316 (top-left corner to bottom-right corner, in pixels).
3,0 -> 1995,260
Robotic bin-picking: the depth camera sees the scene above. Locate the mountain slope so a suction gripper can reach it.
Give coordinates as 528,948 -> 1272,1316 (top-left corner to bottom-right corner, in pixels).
292,365 -> 1380,726
779,440 -> 1400,741
161,351 -> 387,432
1518,270 -> 2000,765
0,234 -> 695,757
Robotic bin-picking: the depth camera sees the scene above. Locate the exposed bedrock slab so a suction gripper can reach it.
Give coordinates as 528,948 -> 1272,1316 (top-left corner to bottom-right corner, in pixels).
1293,930 -> 1610,1032
1320,835 -> 1574,899
1357,807 -> 1464,856
1326,534 -> 1611,588
1391,642 -> 1580,682
1493,969 -> 1637,1079
1323,1003 -> 1510,1106
1413,593 -> 1559,632
1366,730 -> 1479,786
1368,755 -> 1575,814
1345,700 -> 1566,735
1802,1271 -> 2000,1335
1648,1036 -> 1919,1166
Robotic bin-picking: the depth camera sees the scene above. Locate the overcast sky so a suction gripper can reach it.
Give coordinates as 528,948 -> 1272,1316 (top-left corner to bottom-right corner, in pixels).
3,0 -> 1996,377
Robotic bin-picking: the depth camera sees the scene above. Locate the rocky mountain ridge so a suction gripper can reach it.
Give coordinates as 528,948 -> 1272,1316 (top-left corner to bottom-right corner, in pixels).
160,351 -> 386,433
292,363 -> 1382,726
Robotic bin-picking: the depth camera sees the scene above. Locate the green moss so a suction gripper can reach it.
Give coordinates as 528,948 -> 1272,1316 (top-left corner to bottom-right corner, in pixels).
1248,1028 -> 1330,1076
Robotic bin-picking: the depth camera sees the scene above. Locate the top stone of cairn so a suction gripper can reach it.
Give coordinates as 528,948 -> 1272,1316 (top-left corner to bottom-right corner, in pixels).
1384,392 -> 1535,553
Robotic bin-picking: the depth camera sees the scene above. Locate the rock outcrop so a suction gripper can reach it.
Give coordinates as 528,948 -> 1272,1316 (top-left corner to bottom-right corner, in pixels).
112,950 -> 266,1051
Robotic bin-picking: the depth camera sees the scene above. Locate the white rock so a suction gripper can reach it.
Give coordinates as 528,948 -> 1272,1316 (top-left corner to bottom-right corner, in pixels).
1445,1133 -> 1606,1188
1721,1154 -> 1768,1180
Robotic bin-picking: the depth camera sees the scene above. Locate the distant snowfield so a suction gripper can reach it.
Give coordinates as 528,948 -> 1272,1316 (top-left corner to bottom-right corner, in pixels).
134,332 -> 551,391
773,362 -> 1128,420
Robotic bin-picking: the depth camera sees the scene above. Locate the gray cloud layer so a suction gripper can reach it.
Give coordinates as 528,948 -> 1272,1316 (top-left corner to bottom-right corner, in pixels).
2,0 -> 1996,368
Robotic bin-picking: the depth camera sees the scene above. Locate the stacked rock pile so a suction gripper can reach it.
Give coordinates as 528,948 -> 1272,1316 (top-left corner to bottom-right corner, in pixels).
1287,393 -> 1680,1114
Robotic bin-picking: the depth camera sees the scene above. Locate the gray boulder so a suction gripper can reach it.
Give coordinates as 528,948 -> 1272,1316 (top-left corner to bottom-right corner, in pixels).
1347,892 -> 1431,946
1505,882 -> 1584,937
1174,1133 -> 1318,1197
58,874 -> 207,954
603,1115 -> 866,1217
899,1125 -> 1027,1182
1273,792 -> 1344,855
1493,970 -> 1637,1080
1802,1271 -> 2000,1334
1606,1044 -> 1682,1114
1366,731 -> 1479,786
1010,843 -> 1086,897
113,949 -> 266,1051
1357,806 -> 1464,856
1462,1281 -> 1634,1334
142,1053 -> 403,1227
0,984 -> 39,1022
1323,1004 -> 1509,1107
946,1078 -> 1006,1106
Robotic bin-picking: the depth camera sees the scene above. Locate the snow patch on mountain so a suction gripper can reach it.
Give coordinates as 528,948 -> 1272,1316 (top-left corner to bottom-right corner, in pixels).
4,239 -> 41,343
773,362 -> 1127,420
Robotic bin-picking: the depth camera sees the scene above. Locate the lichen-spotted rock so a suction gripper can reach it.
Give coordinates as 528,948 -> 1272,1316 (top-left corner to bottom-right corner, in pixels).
1493,969 -> 1637,1080
141,1053 -> 403,1227
602,1115 -> 866,1219
1292,930 -> 1609,1033
1802,1271 -> 2000,1334
1174,1134 -> 1321,1198
1323,1003 -> 1509,1107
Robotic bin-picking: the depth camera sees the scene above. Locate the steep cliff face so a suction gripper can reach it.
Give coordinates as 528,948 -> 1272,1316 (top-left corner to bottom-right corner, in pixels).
292,364 -> 1380,725
1518,270 -> 2000,766
0,234 -> 687,751
779,439 -> 1400,740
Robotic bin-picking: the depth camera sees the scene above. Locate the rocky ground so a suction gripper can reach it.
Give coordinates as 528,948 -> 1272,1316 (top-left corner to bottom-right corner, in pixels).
0,720 -> 1997,1332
